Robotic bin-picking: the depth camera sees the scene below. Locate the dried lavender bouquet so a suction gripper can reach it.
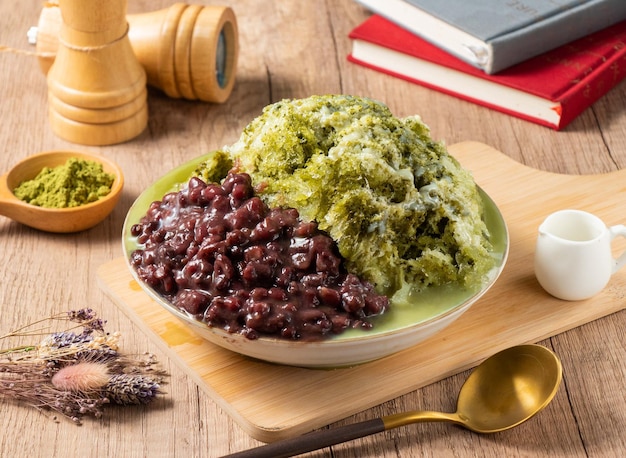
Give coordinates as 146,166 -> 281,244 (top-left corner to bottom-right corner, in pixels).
0,309 -> 167,424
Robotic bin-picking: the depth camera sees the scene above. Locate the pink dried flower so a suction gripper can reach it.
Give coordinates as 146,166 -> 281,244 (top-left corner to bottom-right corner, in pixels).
51,362 -> 110,392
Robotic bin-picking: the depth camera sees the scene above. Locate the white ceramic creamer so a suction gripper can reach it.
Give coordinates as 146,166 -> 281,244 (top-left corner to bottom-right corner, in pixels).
534,209 -> 626,301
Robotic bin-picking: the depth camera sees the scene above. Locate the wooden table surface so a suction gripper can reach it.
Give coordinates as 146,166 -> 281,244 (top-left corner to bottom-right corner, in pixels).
1,1 -> 625,457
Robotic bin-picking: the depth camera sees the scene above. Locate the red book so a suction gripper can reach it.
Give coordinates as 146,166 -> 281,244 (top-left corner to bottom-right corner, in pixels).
348,15 -> 626,130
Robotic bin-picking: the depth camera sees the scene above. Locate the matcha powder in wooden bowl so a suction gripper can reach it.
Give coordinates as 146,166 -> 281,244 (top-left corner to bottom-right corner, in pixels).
13,158 -> 116,208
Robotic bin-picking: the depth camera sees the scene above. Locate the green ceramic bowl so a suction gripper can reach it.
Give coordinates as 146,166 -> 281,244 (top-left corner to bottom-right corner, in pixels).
122,154 -> 509,367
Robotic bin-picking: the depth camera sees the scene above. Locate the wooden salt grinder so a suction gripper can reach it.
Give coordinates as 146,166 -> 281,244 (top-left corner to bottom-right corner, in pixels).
47,0 -> 148,146
35,3 -> 239,104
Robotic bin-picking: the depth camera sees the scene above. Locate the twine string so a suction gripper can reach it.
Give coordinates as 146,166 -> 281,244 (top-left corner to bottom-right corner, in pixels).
0,45 -> 54,58
58,23 -> 130,53
1,22 -> 129,57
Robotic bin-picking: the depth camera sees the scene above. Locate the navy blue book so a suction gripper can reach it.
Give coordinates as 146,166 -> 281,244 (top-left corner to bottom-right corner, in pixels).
355,0 -> 626,73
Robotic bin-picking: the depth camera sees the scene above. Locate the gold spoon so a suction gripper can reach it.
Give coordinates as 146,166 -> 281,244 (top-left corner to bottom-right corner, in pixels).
0,150 -> 124,233
225,344 -> 563,458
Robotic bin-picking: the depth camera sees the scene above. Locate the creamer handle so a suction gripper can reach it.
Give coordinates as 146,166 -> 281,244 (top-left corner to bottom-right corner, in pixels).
610,224 -> 626,273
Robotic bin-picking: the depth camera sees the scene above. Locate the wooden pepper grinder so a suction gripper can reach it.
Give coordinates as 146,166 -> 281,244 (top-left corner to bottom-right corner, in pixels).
47,0 -> 148,146
129,3 -> 238,103
34,3 -> 238,104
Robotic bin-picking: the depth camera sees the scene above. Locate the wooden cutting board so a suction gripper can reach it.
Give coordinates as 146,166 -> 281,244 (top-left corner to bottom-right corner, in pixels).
97,141 -> 626,443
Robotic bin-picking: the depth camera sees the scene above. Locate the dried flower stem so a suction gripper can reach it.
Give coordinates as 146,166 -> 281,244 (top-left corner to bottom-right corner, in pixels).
0,310 -> 102,341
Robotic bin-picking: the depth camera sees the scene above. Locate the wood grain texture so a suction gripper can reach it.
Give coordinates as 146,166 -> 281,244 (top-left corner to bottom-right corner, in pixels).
1,0 -> 626,457
97,141 -> 626,442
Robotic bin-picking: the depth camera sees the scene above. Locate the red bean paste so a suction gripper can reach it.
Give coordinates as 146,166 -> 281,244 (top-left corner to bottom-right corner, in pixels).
130,172 -> 389,341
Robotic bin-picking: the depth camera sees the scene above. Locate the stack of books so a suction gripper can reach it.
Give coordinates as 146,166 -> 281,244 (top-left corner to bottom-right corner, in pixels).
349,0 -> 626,130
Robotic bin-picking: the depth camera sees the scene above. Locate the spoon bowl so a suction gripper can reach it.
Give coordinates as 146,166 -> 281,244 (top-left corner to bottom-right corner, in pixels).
452,343 -> 562,433
226,344 -> 563,457
0,150 -> 124,233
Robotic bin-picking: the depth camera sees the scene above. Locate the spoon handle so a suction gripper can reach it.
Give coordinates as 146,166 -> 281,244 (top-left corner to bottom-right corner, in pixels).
221,418 -> 385,458
0,172 -> 19,218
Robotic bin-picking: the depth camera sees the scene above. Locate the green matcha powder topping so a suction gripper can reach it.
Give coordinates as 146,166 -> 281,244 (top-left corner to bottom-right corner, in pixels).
13,158 -> 115,209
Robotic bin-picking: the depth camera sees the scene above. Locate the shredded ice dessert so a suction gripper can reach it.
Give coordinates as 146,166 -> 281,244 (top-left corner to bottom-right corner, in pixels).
194,94 -> 495,299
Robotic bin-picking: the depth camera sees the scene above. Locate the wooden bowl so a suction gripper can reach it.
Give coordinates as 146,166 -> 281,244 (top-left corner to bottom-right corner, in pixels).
0,150 -> 124,233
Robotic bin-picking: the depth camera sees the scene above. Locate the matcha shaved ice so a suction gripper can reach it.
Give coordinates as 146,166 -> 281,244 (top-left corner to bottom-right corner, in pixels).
195,95 -> 495,297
